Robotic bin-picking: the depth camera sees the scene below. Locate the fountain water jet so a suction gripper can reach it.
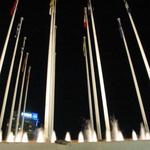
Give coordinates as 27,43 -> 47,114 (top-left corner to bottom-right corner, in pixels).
65,132 -> 71,142
6,131 -> 14,142
145,132 -> 150,140
78,131 -> 84,143
132,130 -> 138,141
139,123 -> 146,140
111,119 -> 124,141
92,130 -> 98,142
50,131 -> 57,143
83,120 -> 96,142
118,131 -> 124,141
0,130 -> 2,142
15,130 -> 23,142
22,132 -> 28,143
37,128 -> 45,143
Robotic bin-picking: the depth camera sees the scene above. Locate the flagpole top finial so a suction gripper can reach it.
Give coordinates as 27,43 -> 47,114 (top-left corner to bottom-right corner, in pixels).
20,17 -> 24,21
24,36 -> 27,40
117,18 -> 121,23
117,18 -> 122,27
26,52 -> 29,56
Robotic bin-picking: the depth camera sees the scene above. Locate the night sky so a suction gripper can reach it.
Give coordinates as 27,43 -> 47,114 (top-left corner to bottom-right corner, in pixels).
0,0 -> 150,139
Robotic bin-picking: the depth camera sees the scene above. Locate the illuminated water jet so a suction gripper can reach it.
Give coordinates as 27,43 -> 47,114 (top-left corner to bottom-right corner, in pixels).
118,131 -> 124,141
111,119 -> 124,141
15,130 -> 23,142
92,130 -> 98,142
0,131 -> 2,142
22,132 -> 28,143
50,131 -> 57,143
6,131 -> 14,142
145,132 -> 150,140
83,122 -> 98,142
139,123 -> 146,140
78,131 -> 84,143
65,132 -> 71,142
132,130 -> 138,141
37,128 -> 45,143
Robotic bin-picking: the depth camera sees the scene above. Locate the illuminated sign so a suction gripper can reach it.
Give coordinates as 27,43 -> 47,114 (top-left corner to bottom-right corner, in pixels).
21,112 -> 38,120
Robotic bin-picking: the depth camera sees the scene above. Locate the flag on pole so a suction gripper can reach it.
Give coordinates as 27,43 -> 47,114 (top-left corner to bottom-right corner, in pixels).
84,14 -> 87,29
10,0 -> 17,16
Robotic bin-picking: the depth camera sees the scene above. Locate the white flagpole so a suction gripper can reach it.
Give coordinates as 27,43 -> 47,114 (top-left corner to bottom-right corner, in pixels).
44,11 -> 54,140
49,1 -> 57,140
84,7 -> 102,140
83,36 -> 94,131
123,0 -> 150,80
0,0 -> 20,75
44,0 -> 56,139
15,52 -> 29,137
117,18 -> 149,133
7,37 -> 26,138
20,66 -> 31,131
49,24 -> 57,140
88,0 -> 111,140
0,17 -> 23,132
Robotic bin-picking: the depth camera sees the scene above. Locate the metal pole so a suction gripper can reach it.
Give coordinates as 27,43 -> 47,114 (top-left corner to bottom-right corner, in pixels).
0,17 -> 23,131
84,7 -> 102,140
49,2 -> 57,140
49,25 -> 57,140
15,52 -> 29,137
44,5 -> 54,140
45,0 -> 56,139
0,0 -> 20,75
123,0 -> 150,80
20,66 -> 31,131
117,18 -> 149,133
88,0 -> 111,140
83,36 -> 94,131
7,37 -> 26,138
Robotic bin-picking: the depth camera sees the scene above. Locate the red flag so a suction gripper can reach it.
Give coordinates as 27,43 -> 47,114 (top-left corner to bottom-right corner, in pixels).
84,15 -> 87,29
10,0 -> 17,16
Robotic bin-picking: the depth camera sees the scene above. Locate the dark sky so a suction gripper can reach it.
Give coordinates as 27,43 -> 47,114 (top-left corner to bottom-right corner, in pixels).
0,0 -> 150,139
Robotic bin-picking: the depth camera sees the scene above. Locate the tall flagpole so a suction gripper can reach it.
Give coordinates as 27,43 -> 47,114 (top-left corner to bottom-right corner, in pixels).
7,37 -> 26,138
117,18 -> 150,133
123,0 -> 150,80
83,36 -> 94,131
15,52 -> 29,137
49,0 -> 57,139
45,0 -> 56,139
88,0 -> 111,141
49,24 -> 57,139
84,7 -> 102,140
20,66 -> 31,131
0,17 -> 23,132
0,0 -> 20,75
